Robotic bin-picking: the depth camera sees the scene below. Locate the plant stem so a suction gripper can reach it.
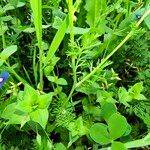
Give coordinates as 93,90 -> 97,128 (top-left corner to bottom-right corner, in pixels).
0,20 -> 6,49
76,8 -> 150,88
38,1 -> 43,91
5,61 -> 28,85
67,0 -> 77,100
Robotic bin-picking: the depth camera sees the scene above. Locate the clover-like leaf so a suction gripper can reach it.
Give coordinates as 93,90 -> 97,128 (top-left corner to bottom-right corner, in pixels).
90,123 -> 111,145
108,113 -> 128,140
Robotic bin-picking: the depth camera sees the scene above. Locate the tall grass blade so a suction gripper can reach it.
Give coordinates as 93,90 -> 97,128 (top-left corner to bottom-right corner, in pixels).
30,0 -> 43,90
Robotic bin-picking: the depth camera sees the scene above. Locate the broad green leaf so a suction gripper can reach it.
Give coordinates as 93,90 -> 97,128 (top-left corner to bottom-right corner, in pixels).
128,82 -> 146,100
38,93 -> 53,109
30,109 -> 48,129
55,143 -> 67,150
3,4 -> 15,12
1,103 -> 16,119
16,2 -> 25,8
22,84 -> 38,111
97,90 -> 116,105
85,0 -> 107,34
1,103 -> 29,125
101,102 -> 117,122
57,78 -> 67,85
47,76 -> 55,82
111,141 -> 127,150
1,16 -> 12,22
118,87 -> 132,107
108,113 -> 128,140
90,123 -> 111,145
0,45 -> 17,61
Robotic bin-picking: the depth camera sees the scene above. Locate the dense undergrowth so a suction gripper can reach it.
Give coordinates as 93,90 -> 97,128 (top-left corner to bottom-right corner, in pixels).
0,0 -> 150,149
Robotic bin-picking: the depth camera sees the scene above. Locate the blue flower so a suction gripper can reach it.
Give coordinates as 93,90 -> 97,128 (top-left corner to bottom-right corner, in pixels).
0,71 -> 9,88
135,13 -> 142,20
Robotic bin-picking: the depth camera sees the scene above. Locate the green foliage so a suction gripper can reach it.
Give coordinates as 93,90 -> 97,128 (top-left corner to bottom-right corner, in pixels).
0,0 -> 149,149
90,113 -> 130,146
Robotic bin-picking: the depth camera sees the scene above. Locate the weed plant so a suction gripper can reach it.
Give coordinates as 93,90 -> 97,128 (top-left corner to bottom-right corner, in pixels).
0,0 -> 150,149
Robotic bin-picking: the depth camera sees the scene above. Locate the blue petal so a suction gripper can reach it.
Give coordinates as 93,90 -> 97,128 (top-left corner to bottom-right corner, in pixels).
0,71 -> 9,88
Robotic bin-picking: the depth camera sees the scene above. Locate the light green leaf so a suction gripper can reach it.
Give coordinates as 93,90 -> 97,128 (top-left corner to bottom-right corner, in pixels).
16,2 -> 25,8
57,78 -> 67,85
1,103 -> 16,119
1,103 -> 29,125
1,16 -> 12,22
30,109 -> 48,129
111,141 -> 127,150
85,0 -> 107,34
0,45 -> 17,61
118,87 -> 132,107
55,143 -> 67,150
23,27 -> 35,33
3,4 -> 15,12
44,17 -> 68,66
47,76 -> 55,82
36,133 -> 42,146
128,82 -> 146,100
23,84 -> 38,109
108,113 -> 128,140
90,123 -> 111,145
101,102 -> 117,122
38,93 -> 53,109
30,0 -> 42,48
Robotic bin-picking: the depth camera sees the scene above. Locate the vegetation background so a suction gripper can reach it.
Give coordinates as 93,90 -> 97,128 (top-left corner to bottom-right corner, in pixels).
0,0 -> 150,149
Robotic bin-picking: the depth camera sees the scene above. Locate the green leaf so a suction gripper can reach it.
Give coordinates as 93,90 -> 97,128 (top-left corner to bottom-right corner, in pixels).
1,103 -> 29,125
16,2 -> 25,8
108,113 -> 128,140
118,87 -> 132,107
128,82 -> 146,100
1,16 -> 12,22
1,103 -> 16,119
30,0 -> 42,48
47,76 -> 55,82
57,78 -> 67,85
38,93 -> 53,109
20,84 -> 38,112
0,45 -> 17,62
3,4 -> 15,12
55,143 -> 67,150
111,141 -> 127,150
53,16 -> 90,34
68,117 -> 89,137
44,17 -> 68,66
36,133 -> 41,146
85,0 -> 107,34
47,76 -> 67,85
23,27 -> 35,33
90,123 -> 111,145
30,109 -> 48,129
101,102 -> 117,122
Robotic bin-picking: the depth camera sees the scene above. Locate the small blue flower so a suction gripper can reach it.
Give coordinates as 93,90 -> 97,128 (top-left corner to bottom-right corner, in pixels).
0,71 -> 9,88
135,13 -> 142,20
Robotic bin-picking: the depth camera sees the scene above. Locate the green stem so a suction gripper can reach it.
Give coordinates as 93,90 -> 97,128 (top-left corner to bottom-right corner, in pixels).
5,61 -> 28,85
76,8 -> 150,88
39,39 -> 43,91
0,20 -> 6,49
67,0 -> 77,100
